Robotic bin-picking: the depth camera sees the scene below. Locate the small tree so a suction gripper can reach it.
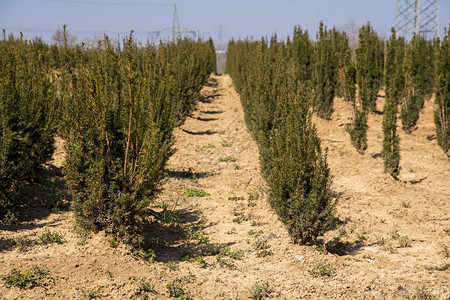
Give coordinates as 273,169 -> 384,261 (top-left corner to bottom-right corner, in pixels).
434,27 -> 450,155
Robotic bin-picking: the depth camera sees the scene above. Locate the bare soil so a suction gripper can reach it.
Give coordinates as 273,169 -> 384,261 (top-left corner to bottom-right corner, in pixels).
0,74 -> 449,299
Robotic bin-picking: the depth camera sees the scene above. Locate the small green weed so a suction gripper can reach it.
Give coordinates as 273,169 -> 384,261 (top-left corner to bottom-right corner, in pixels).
308,262 -> 336,277
249,279 -> 276,299
40,228 -> 66,244
182,188 -> 210,197
131,277 -> 157,299
233,210 -> 251,224
196,256 -> 213,268
107,239 -> 118,248
248,199 -> 257,207
401,201 -> 411,208
248,191 -> 260,201
409,286 -> 440,299
166,261 -> 179,271
233,164 -> 241,170
182,225 -> 209,244
441,244 -> 449,258
249,229 -> 264,237
166,273 -> 196,298
202,144 -> 215,149
2,266 -> 49,289
156,202 -> 182,224
314,241 -> 328,255
216,255 -> 236,269
254,238 -> 272,257
221,140 -> 232,147
12,235 -> 32,252
78,287 -> 101,299
227,227 -> 237,235
218,155 -> 237,162
337,226 -> 348,237
228,196 -> 244,201
128,237 -> 156,262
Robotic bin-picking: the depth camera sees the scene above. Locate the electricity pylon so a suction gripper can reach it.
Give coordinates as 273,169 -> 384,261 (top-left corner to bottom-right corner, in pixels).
151,4 -> 196,42
395,0 -> 439,38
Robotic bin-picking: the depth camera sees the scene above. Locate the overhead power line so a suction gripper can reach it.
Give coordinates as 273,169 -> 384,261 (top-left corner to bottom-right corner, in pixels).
40,0 -> 172,6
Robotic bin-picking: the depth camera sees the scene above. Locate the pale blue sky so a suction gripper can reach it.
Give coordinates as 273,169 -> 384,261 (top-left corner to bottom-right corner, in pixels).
1,0 -> 449,46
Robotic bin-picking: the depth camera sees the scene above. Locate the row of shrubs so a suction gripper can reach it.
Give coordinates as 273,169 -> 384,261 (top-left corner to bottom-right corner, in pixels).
226,34 -> 336,244
0,28 -> 216,239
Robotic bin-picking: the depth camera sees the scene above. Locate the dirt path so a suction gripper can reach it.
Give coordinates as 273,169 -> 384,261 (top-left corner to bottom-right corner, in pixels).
1,74 -> 449,299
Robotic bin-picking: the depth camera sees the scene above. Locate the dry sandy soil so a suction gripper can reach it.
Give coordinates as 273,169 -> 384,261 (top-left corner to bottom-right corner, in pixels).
0,74 -> 449,299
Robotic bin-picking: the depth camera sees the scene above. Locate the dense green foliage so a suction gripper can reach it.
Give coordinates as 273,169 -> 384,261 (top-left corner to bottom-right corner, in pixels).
58,31 -> 215,237
226,32 -> 336,244
0,31 -> 58,217
434,27 -> 450,155
382,29 -> 403,178
356,22 -> 384,112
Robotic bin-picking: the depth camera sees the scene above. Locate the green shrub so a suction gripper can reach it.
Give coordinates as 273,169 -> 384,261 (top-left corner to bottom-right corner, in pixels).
434,27 -> 450,155
2,266 -> 49,289
0,31 -> 57,217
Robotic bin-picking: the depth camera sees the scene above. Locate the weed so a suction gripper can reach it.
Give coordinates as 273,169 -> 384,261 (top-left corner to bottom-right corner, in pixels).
74,225 -> 91,246
166,274 -> 196,298
182,188 -> 210,198
247,199 -> 257,207
182,225 -> 209,244
218,155 -> 237,162
254,238 -> 272,257
11,235 -> 32,252
156,202 -> 182,224
233,209 -> 252,224
227,227 -> 237,235
248,190 -> 260,201
249,279 -> 276,299
196,256 -> 213,268
233,164 -> 241,170
202,144 -> 215,149
398,235 -> 412,248
228,196 -> 245,201
221,140 -> 232,147
308,262 -> 336,277
444,227 -> 450,235
78,287 -> 101,299
402,201 -> 411,208
441,244 -> 449,258
248,230 -> 264,237
128,237 -> 156,262
228,249 -> 245,260
337,226 -> 348,237
409,286 -> 440,299
216,255 -> 236,269
2,210 -> 18,225
390,228 -> 400,240
426,263 -> 450,271
2,266 -> 49,289
166,262 -> 179,271
314,241 -> 328,255
131,277 -> 157,298
218,130 -> 226,135
108,239 -> 118,248
40,228 -> 66,244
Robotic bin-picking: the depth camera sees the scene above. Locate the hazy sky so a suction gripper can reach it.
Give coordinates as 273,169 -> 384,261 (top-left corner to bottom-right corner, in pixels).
1,0 -> 449,46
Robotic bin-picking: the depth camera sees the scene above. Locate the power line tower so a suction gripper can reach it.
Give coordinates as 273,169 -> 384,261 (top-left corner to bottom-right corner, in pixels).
395,0 -> 439,39
151,4 -> 196,42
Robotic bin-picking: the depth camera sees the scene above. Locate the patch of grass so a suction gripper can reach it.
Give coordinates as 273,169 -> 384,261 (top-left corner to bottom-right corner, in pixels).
128,237 -> 156,262
182,188 -> 210,198
40,228 -> 66,244
308,262 -> 336,277
233,164 -> 241,170
166,273 -> 196,299
249,279 -> 276,300
254,237 -> 272,257
248,229 -> 264,237
228,249 -> 245,260
2,266 -> 49,289
398,235 -> 412,248
155,201 -> 182,224
218,155 -> 238,162
11,235 -> 32,252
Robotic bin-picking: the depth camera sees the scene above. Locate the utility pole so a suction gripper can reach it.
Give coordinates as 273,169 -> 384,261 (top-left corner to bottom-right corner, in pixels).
151,4 -> 196,42
395,0 -> 439,39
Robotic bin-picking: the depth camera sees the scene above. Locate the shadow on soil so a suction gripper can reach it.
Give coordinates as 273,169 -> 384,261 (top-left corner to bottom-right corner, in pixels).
196,116 -> 218,122
325,237 -> 365,256
0,165 -> 70,236
181,128 -> 217,135
200,110 -> 224,115
168,169 -> 215,180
